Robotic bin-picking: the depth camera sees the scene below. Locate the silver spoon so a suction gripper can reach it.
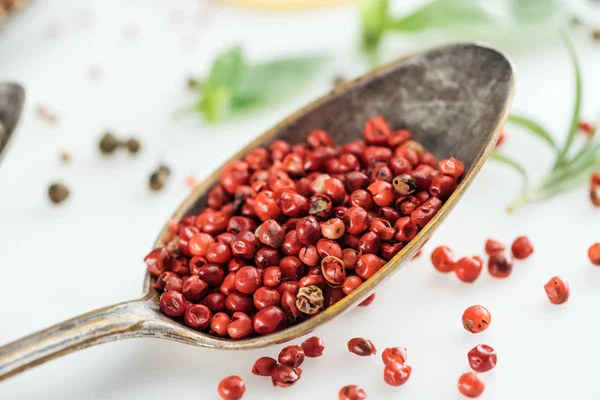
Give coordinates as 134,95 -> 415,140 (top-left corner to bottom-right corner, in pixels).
0,43 -> 514,381
0,82 -> 25,165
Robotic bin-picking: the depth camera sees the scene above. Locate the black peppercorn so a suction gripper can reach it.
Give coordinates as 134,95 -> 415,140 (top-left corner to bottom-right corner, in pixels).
99,132 -> 119,154
125,138 -> 141,154
48,183 -> 70,204
149,164 -> 170,191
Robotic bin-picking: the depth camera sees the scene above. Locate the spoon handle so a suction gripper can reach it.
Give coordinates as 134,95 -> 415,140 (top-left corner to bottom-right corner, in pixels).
0,295 -> 155,381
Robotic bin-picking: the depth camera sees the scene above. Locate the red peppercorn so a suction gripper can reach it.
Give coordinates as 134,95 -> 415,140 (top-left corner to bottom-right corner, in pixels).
347,337 -> 377,356
544,276 -> 570,305
589,243 -> 600,265
363,146 -> 392,166
170,256 -> 189,276
369,218 -> 396,241
379,206 -> 401,225
345,206 -> 370,235
278,345 -> 305,368
339,385 -> 367,400
256,219 -> 284,249
431,246 -> 455,273
206,242 -> 232,264
252,357 -> 278,376
511,236 -> 534,260
345,171 -> 369,191
188,256 -> 207,276
296,216 -> 321,245
495,131 -> 505,147
316,238 -> 342,259
184,304 -> 212,330
458,372 -> 484,398
159,291 -> 186,317
388,129 -> 412,148
394,145 -> 418,166
204,292 -> 226,312
307,129 -> 334,148
228,257 -> 246,273
383,362 -> 412,386
208,185 -> 230,210
281,230 -> 303,256
438,157 -> 465,179
271,365 -> 301,387
270,140 -> 291,161
359,292 -> 376,306
254,190 -> 281,221
468,344 -> 497,373
342,248 -> 360,269
220,273 -> 237,296
254,246 -> 281,269
411,197 -> 441,228
396,195 -> 419,216
367,181 -> 395,207
347,190 -> 373,211
262,266 -> 282,287
254,305 -> 287,334
200,211 -> 228,236
462,305 -> 492,334
301,336 -> 325,357
182,275 -> 209,301
455,256 -> 483,283
279,190 -> 310,217
227,311 -> 254,339
321,256 -> 346,286
227,216 -> 257,234
485,238 -> 505,255
280,291 -> 302,323
371,164 -> 393,183
299,245 -> 320,267
198,263 -> 226,287
382,347 -> 407,365
218,375 -> 245,400
210,312 -> 230,337
380,242 -> 404,260
155,271 -> 183,292
488,252 -> 514,278
233,266 -> 262,294
394,216 -> 418,242
364,116 -> 391,145
320,218 -> 345,240
355,254 -> 383,279
342,275 -> 362,295
309,193 -> 332,219
419,151 -> 436,167
226,292 -> 253,314
323,177 -> 345,203
188,233 -> 215,257
253,286 -> 281,310
145,247 -> 171,276
429,174 -> 455,198
579,120 -> 595,135
357,231 -> 380,255
216,232 -> 236,246
277,280 -> 300,297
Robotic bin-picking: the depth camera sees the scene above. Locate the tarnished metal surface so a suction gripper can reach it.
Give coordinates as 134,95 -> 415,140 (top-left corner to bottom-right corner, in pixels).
0,43 -> 514,381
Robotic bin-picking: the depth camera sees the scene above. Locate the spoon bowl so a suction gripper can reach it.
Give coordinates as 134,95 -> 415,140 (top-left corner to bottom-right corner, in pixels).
0,82 -> 25,164
0,43 -> 514,381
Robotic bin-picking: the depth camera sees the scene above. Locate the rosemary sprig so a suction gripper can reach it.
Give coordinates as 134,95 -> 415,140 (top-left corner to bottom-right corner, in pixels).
491,32 -> 600,212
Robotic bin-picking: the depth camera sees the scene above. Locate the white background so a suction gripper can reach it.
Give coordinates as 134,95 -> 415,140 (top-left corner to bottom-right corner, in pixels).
1,0 -> 600,399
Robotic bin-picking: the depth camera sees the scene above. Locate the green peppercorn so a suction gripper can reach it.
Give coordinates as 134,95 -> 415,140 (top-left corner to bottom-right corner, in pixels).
99,132 -> 119,154
125,138 -> 141,154
48,182 -> 70,204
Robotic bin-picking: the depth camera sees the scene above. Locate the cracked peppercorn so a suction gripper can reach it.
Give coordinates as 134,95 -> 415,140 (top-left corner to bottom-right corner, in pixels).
462,305 -> 491,334
383,361 -> 412,386
296,285 -> 324,314
339,385 -> 367,400
271,365 -> 301,387
382,347 -> 407,365
278,345 -> 305,368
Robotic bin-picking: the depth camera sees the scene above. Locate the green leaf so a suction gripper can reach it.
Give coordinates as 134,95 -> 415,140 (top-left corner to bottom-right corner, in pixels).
360,0 -> 389,54
489,151 -> 529,188
554,30 -> 582,169
387,0 -> 498,32
507,114 -> 558,151
230,56 -> 327,111
510,0 -> 560,23
197,46 -> 246,122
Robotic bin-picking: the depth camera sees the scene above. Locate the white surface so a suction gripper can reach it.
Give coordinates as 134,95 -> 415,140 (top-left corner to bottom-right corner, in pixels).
1,1 -> 600,399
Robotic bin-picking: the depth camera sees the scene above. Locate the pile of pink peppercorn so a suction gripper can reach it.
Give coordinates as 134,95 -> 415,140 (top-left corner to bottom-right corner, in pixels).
144,116 -> 465,339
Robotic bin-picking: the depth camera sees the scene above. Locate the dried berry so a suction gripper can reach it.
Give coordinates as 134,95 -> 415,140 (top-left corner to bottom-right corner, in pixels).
589,243 -> 600,266
458,372 -> 484,398
431,246 -> 455,273
218,375 -> 245,400
468,344 -> 497,373
339,385 -> 367,400
296,285 -> 324,314
278,345 -> 305,368
99,132 -> 119,154
271,365 -> 301,387
252,357 -> 278,376
544,276 -> 570,305
347,337 -> 377,356
511,236 -> 533,260
301,336 -> 325,357
149,165 -> 170,191
383,362 -> 412,386
462,305 -> 491,334
125,138 -> 141,154
382,347 -> 407,365
48,182 -> 70,204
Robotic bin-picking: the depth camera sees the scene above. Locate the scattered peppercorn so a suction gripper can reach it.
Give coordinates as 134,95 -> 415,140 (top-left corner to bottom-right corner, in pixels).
149,165 -> 170,191
511,236 -> 533,260
48,182 -> 70,204
454,256 -> 483,283
383,361 -> 412,386
544,276 -> 570,305
579,121 -> 596,135
495,132 -> 505,147
271,364 -> 301,387
347,337 -> 377,356
589,243 -> 600,266
125,138 -> 141,154
431,246 -> 455,273
99,132 -> 119,154
252,357 -> 278,376
218,375 -> 245,400
339,385 -> 367,400
301,336 -> 325,357
458,372 -> 484,398
484,238 -> 505,255
591,172 -> 600,207
278,345 -> 305,368
487,252 -> 513,278
382,347 -> 407,365
462,305 -> 491,334
468,344 -> 497,373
